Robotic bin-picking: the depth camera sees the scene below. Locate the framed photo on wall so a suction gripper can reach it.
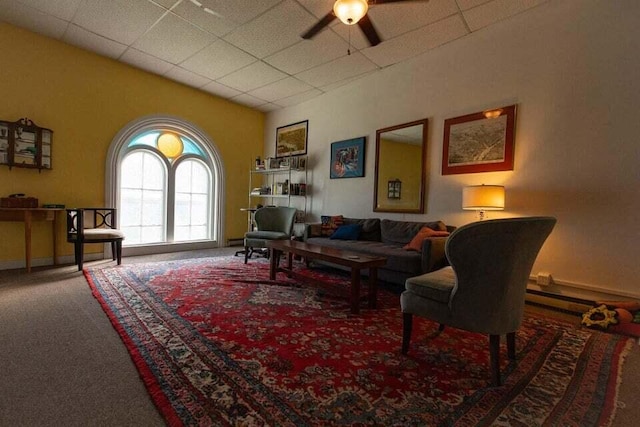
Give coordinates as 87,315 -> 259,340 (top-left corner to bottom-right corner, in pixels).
276,120 -> 308,157
442,104 -> 517,175
330,137 -> 365,179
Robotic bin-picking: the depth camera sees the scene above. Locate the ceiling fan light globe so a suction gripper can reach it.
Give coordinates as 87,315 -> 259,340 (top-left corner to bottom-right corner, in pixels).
333,0 -> 369,25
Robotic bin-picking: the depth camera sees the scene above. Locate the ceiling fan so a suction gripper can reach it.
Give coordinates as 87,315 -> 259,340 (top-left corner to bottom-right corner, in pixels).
301,0 -> 429,47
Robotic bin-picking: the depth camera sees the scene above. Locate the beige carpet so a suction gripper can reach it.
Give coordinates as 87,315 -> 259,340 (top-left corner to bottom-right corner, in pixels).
1,248 -> 638,426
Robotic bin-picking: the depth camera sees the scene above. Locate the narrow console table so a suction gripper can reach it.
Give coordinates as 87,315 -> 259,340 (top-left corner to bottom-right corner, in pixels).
0,207 -> 63,272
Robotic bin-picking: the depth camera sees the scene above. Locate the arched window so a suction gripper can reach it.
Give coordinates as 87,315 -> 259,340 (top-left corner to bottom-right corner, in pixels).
106,116 -> 224,256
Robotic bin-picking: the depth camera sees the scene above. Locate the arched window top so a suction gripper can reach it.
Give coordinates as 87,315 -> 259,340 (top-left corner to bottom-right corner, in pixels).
127,131 -> 205,159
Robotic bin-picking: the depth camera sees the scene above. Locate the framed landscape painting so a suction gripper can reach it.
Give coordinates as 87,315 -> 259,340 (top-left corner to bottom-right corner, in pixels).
442,105 -> 517,175
276,120 -> 308,157
330,137 -> 365,179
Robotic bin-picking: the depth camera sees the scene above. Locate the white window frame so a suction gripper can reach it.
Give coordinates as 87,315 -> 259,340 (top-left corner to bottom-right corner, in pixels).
106,115 -> 225,257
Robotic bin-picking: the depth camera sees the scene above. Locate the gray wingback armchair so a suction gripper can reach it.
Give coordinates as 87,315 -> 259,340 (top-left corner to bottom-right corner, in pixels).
243,206 -> 297,263
400,216 -> 556,386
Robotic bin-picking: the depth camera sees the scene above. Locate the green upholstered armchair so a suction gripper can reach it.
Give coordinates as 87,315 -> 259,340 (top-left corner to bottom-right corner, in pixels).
243,206 -> 297,264
66,208 -> 125,271
400,216 -> 556,386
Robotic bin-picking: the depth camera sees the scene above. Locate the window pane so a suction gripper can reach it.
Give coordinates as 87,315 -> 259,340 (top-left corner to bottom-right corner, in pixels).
120,150 -> 166,246
174,159 -> 210,242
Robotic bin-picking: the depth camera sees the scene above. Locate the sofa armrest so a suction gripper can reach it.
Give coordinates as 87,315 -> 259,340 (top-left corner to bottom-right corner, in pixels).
420,237 -> 449,272
303,223 -> 322,241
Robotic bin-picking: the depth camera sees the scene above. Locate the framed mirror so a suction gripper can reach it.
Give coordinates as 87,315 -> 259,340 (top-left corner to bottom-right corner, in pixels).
373,119 -> 428,213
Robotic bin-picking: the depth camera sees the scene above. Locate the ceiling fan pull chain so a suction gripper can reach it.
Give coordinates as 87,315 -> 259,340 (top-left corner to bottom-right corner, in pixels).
348,26 -> 352,55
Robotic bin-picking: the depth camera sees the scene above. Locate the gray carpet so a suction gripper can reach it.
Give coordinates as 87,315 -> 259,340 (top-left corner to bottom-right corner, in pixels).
1,247 -> 638,426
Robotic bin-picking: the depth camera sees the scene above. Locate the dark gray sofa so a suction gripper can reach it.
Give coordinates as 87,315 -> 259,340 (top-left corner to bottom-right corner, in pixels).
303,217 -> 455,286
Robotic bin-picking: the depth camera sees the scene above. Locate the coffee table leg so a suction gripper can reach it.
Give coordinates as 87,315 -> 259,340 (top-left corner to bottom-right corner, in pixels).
269,248 -> 278,280
368,268 -> 378,309
350,268 -> 360,314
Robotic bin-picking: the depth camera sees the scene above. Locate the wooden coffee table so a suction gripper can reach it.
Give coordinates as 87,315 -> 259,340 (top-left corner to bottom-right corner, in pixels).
267,240 -> 387,314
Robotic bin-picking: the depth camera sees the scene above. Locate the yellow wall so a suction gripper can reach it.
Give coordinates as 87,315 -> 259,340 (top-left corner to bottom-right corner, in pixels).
376,139 -> 422,210
0,23 -> 263,265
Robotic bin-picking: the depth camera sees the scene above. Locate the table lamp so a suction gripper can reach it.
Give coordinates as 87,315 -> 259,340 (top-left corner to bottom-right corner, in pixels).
462,184 -> 505,220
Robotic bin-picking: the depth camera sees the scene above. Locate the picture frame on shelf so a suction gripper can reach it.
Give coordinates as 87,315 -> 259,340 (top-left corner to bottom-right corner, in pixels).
276,120 -> 308,158
330,136 -> 365,179
442,104 -> 516,175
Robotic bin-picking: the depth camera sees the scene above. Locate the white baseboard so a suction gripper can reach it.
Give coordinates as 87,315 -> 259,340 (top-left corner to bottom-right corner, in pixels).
527,275 -> 640,302
0,253 -> 103,271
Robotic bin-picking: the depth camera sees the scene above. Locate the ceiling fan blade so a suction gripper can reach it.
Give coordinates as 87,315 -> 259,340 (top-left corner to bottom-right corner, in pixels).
301,12 -> 336,39
357,14 -> 382,46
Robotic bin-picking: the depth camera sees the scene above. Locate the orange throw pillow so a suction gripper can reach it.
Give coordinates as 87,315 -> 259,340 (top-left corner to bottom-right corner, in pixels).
403,227 -> 450,252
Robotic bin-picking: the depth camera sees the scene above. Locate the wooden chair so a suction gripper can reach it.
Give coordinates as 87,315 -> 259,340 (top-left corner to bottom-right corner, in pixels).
66,208 -> 125,271
401,217 -> 556,386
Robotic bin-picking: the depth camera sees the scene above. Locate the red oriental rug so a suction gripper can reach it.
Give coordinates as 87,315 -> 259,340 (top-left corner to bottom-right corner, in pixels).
84,257 -> 632,426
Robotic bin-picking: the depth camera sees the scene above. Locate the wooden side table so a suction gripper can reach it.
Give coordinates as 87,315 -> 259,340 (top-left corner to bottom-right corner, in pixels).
0,207 -> 63,272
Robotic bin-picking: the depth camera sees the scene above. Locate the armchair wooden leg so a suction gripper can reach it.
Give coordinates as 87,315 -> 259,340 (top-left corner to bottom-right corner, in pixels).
489,334 -> 501,386
438,324 -> 446,332
506,331 -> 516,360
75,241 -> 84,271
244,247 -> 249,264
111,241 -> 117,261
115,240 -> 122,265
402,313 -> 413,355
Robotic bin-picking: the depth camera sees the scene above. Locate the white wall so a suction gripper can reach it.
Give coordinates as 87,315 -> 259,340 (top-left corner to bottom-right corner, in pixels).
265,0 -> 640,298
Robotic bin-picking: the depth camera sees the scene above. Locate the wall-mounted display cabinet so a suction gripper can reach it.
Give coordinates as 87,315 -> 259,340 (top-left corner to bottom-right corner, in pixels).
0,117 -> 53,170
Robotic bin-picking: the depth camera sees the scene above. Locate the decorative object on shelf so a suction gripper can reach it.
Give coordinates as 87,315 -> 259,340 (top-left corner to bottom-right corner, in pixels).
387,179 -> 401,199
462,184 -> 505,220
276,120 -> 308,157
0,194 -> 38,208
330,136 -> 365,179
0,117 -> 53,170
374,118 -> 427,213
442,105 -> 517,175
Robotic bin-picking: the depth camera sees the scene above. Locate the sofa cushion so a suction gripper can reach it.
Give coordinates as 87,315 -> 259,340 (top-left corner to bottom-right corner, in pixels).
381,219 -> 447,245
403,227 -> 450,252
330,224 -> 362,240
321,215 -> 344,236
342,217 -> 381,241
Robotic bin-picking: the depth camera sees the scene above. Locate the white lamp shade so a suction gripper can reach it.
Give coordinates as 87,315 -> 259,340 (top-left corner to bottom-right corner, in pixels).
462,185 -> 505,210
333,0 -> 368,25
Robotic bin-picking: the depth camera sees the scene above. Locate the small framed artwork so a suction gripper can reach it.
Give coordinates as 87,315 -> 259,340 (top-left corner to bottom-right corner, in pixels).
276,120 -> 308,157
330,136 -> 365,179
387,179 -> 402,199
442,104 -> 517,175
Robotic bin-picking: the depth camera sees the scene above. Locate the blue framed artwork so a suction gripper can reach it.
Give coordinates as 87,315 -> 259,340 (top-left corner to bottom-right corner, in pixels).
330,137 -> 365,179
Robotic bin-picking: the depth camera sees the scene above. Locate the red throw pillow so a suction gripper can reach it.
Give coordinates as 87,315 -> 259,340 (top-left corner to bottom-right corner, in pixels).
403,227 -> 450,252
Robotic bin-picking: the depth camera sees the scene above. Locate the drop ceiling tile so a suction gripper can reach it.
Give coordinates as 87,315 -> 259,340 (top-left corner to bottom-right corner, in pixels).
196,0 -> 281,26
264,30 -> 348,75
62,24 -> 127,59
320,70 -> 377,92
216,61 -> 287,92
14,0 -> 82,21
165,66 -> 211,88
367,0 -> 459,39
151,0 -> 179,9
248,77 -> 313,103
456,0 -> 493,11
362,15 -> 468,68
256,103 -> 281,112
274,88 -> 323,107
71,0 -> 166,45
180,39 -> 256,80
0,0 -> 69,39
171,0 -> 237,37
132,13 -> 216,64
223,0 -> 317,58
120,48 -> 174,75
463,0 -> 549,32
295,52 -> 378,88
201,81 -> 242,98
296,0 -> 336,19
230,93 -> 267,108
